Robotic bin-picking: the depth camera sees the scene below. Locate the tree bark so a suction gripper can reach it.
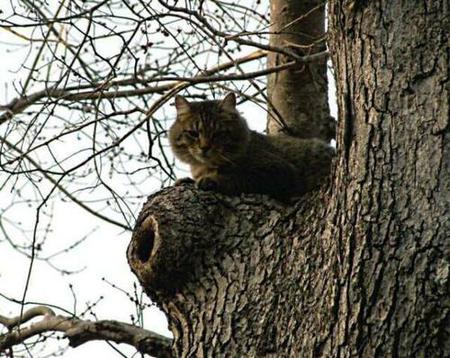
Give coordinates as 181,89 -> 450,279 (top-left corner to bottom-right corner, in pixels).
267,0 -> 333,141
128,1 -> 449,357
325,0 -> 450,355
127,184 -> 335,356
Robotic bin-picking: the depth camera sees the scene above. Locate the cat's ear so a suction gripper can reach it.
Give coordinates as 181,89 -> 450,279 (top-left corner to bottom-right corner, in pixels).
221,92 -> 236,111
175,95 -> 191,115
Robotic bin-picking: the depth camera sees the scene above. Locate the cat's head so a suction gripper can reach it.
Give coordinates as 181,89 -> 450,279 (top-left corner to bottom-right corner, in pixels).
169,93 -> 250,167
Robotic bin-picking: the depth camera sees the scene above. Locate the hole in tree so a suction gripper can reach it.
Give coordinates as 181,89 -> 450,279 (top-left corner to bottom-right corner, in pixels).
136,229 -> 154,263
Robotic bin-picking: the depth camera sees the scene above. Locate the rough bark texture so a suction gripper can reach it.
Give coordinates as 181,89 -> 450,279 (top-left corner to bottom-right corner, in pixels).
128,1 -> 449,357
325,0 -> 450,355
267,0 -> 333,141
128,184 -> 335,356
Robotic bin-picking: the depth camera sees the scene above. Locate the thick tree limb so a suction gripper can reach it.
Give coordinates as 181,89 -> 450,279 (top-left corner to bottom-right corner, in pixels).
127,183 -> 336,356
0,306 -> 172,357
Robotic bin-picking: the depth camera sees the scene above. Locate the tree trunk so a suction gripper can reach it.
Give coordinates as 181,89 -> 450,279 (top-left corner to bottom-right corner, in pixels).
325,0 -> 450,355
267,0 -> 333,141
127,1 -> 449,357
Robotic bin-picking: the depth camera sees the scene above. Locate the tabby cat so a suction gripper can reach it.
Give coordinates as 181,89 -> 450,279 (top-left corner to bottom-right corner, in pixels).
169,93 -> 334,199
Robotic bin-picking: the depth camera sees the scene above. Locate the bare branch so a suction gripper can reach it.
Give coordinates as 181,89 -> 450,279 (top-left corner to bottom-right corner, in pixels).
157,0 -> 308,61
0,306 -> 55,329
0,50 -> 327,125
0,136 -> 132,231
0,306 -> 172,357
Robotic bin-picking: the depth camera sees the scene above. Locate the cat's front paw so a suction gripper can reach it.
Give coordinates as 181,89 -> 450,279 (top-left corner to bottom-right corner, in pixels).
175,177 -> 195,186
196,176 -> 218,191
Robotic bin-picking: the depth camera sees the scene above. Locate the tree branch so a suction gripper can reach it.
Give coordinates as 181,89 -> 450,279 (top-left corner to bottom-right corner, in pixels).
0,136 -> 132,231
127,183 -> 335,356
157,0 -> 309,61
0,306 -> 172,357
0,50 -> 327,125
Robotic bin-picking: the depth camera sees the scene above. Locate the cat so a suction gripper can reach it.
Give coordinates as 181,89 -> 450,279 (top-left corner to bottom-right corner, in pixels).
169,93 -> 334,200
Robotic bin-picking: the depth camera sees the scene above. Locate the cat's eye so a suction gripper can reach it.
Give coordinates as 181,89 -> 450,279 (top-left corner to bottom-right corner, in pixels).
185,130 -> 199,138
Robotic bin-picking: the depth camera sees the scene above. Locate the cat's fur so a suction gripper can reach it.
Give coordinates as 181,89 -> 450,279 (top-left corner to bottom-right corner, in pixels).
169,93 -> 334,199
